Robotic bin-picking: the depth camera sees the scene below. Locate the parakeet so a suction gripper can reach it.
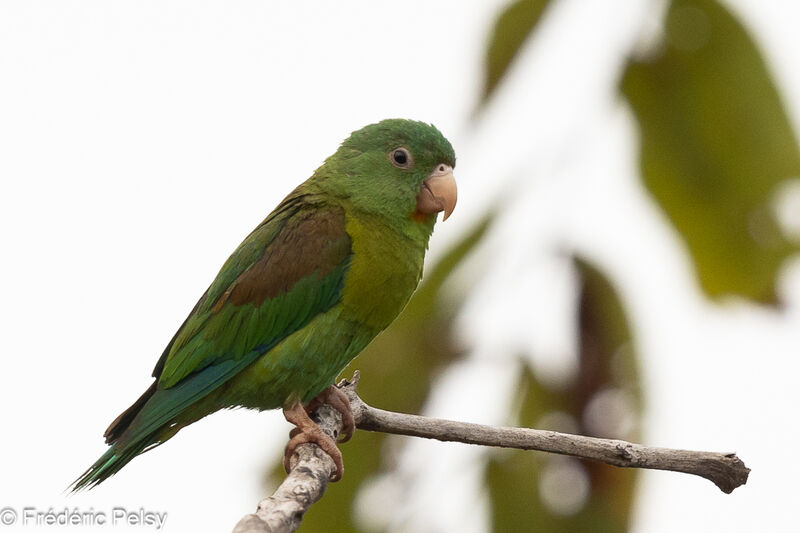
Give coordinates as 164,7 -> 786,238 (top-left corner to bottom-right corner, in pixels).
72,118 -> 457,491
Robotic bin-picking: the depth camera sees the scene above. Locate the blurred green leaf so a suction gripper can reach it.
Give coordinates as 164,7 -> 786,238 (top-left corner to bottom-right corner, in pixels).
267,216 -> 493,532
487,258 -> 641,532
622,0 -> 800,303
481,0 -> 552,105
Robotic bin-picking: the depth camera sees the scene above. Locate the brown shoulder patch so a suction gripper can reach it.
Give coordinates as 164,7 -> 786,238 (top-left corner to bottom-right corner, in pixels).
224,207 -> 351,307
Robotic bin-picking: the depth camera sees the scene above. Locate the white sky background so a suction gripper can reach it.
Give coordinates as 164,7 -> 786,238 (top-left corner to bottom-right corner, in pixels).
1,1 -> 799,532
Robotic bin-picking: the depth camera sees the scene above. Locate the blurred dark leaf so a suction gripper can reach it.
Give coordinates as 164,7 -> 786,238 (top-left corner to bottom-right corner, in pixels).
487,258 -> 641,532
622,0 -> 800,303
481,0 -> 553,105
574,258 -> 641,512
268,216 -> 493,532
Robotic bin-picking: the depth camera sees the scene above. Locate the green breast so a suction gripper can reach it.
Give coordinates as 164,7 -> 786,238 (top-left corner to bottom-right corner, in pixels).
339,212 -> 429,331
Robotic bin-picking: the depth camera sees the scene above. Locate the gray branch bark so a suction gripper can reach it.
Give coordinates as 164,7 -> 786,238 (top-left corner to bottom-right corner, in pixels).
232,405 -> 342,533
234,371 -> 750,532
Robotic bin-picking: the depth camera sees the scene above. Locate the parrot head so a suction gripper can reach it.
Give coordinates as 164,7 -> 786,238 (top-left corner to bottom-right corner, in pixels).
315,119 -> 457,226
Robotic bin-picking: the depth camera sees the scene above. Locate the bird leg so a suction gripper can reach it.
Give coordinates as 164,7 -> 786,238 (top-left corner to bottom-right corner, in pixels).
283,402 -> 344,482
302,385 -> 355,442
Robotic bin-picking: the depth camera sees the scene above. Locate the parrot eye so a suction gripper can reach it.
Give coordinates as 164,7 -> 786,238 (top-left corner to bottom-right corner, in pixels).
389,147 -> 413,169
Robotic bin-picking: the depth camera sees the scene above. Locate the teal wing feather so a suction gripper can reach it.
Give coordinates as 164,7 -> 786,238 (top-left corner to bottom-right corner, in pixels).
108,192 -> 353,449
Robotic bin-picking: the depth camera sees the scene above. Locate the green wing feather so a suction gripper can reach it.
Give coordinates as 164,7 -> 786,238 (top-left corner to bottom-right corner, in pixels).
73,191 -> 352,490
152,192 -> 318,383
134,192 -> 351,435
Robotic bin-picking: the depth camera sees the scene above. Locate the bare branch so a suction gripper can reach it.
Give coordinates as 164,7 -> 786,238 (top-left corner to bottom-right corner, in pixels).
234,371 -> 749,531
344,372 -> 749,494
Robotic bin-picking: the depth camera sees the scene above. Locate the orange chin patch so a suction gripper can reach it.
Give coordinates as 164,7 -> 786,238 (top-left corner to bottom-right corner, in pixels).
412,210 -> 434,222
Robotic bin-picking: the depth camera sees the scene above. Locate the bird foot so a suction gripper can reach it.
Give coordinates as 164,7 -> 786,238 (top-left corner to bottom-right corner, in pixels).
282,402 -> 344,482
303,385 -> 355,442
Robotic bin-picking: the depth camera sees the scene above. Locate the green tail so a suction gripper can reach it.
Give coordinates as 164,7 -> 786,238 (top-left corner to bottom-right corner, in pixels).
70,438 -> 155,492
71,337 -> 254,491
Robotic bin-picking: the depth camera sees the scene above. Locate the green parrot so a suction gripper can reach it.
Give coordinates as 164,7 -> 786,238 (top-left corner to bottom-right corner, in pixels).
72,118 -> 457,491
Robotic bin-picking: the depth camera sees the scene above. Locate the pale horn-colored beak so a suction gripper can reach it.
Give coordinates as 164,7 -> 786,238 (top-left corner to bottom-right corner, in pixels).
416,164 -> 457,221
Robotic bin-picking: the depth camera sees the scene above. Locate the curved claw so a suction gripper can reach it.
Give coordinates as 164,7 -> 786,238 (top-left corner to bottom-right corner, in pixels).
283,426 -> 343,481
304,385 -> 355,443
283,402 -> 344,482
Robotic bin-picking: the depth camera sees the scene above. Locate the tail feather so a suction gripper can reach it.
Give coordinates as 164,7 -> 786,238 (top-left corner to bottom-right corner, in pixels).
70,380 -> 161,493
69,438 -> 154,492
72,366 -> 224,491
104,381 -> 157,443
